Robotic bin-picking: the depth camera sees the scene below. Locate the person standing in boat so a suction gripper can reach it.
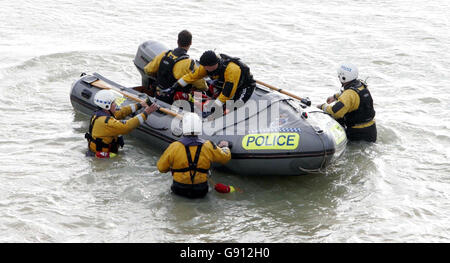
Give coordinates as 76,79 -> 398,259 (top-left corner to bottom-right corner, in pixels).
85,89 -> 159,156
157,112 -> 231,198
317,62 -> 377,142
143,30 -> 208,104
172,50 -> 256,116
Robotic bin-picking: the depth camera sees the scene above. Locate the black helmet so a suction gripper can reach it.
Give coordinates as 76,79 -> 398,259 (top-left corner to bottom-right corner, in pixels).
200,50 -> 219,66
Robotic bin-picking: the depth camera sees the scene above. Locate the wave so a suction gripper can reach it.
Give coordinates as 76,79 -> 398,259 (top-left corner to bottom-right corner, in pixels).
0,51 -> 140,103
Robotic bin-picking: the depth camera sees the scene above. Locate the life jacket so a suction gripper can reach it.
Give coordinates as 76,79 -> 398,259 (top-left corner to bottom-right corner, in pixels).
343,80 -> 376,127
84,110 -> 123,153
154,48 -> 191,89
170,137 -> 209,184
208,53 -> 255,100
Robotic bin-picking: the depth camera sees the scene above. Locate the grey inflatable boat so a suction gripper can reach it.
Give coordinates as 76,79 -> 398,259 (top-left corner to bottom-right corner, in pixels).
70,40 -> 347,175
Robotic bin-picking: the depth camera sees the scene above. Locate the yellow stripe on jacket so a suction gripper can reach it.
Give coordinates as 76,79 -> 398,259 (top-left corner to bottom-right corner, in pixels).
157,140 -> 231,184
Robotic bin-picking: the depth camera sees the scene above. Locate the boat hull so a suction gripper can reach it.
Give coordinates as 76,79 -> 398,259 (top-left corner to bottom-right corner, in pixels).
70,72 -> 346,176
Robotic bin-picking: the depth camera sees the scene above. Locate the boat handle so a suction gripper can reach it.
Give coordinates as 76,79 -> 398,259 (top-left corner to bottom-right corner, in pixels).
81,89 -> 92,99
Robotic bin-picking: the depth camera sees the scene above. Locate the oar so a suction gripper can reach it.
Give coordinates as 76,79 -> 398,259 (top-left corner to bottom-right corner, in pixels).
89,78 -> 183,119
255,79 -> 311,106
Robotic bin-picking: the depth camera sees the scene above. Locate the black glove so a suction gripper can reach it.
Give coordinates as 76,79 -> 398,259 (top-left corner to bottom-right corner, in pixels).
226,141 -> 233,149
145,97 -> 154,106
301,97 -> 311,106
117,136 -> 125,148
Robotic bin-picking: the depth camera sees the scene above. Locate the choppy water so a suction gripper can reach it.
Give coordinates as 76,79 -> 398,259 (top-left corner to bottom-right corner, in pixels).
1,0 -> 449,242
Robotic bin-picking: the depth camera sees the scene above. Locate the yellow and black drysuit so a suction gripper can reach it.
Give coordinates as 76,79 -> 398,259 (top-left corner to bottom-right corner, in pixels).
144,47 -> 207,103
177,54 -> 256,105
321,79 -> 377,142
85,104 -> 148,154
157,136 -> 231,198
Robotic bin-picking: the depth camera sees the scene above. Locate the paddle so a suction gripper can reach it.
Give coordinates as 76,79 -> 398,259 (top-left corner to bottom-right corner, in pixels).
255,79 -> 311,106
87,78 -> 183,119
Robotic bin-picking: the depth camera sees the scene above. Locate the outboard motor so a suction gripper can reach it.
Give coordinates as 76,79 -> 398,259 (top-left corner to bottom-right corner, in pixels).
133,40 -> 168,88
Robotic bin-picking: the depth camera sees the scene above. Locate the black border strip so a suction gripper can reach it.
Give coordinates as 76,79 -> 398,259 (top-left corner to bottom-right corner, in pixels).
231,149 -> 335,159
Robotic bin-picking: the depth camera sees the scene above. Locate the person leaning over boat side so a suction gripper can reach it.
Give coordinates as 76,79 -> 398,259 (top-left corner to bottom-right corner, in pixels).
143,29 -> 208,104
157,113 -> 231,198
317,62 -> 377,142
172,50 -> 256,116
85,89 -> 159,155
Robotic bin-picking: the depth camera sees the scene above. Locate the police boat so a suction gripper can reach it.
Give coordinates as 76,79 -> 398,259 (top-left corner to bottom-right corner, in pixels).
70,40 -> 347,176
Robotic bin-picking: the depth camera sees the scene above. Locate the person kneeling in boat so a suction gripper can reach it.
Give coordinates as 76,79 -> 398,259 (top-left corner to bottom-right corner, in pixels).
317,62 -> 377,142
143,29 -> 208,104
85,89 -> 159,157
172,50 -> 256,117
157,112 -> 231,198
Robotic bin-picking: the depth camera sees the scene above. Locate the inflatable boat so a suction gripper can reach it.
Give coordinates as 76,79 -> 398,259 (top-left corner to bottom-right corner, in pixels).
70,40 -> 347,175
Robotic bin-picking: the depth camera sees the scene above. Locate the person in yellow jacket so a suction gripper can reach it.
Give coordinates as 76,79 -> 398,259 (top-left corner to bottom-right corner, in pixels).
85,89 -> 159,155
143,30 -> 207,104
317,62 -> 377,142
157,112 -> 231,198
173,50 -> 256,117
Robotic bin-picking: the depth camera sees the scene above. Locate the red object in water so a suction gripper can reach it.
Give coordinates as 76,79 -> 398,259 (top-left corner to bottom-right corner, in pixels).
95,151 -> 115,158
214,183 -> 231,193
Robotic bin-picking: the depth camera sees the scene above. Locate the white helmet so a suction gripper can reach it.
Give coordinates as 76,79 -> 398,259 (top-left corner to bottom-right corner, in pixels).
182,112 -> 202,135
93,90 -> 123,110
337,62 -> 358,84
